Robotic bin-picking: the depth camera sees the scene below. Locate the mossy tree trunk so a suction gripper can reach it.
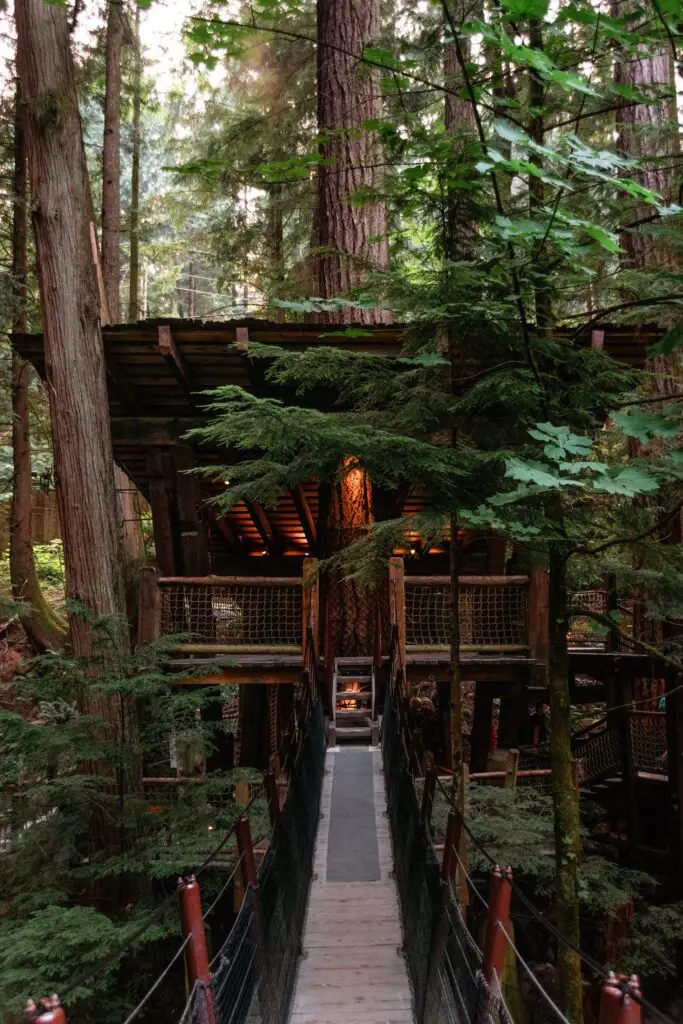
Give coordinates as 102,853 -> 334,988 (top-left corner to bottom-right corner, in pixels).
9,85 -> 66,651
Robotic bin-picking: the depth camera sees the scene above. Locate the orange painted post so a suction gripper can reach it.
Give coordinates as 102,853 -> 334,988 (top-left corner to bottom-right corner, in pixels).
421,765 -> 438,830
32,996 -> 67,1024
178,876 -> 212,986
264,769 -> 281,830
482,867 -> 513,988
599,974 -> 642,1024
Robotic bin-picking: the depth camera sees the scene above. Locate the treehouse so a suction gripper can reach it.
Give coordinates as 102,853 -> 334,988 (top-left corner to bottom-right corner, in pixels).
13,318 -> 683,868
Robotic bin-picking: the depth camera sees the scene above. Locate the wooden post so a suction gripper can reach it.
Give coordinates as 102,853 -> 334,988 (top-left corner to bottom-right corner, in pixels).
442,810 -> 461,884
599,974 -> 642,1024
174,446 -> 208,577
265,769 -> 281,830
605,574 -> 619,653
388,557 -> 406,674
621,704 -> 640,849
471,684 -> 494,772
178,876 -> 216,1024
421,765 -> 437,830
482,867 -> 513,989
137,566 -> 161,645
146,448 -> 176,575
234,780 -> 250,807
504,749 -> 519,790
458,763 -> 470,908
235,814 -> 258,889
302,558 -> 319,680
527,564 -> 549,680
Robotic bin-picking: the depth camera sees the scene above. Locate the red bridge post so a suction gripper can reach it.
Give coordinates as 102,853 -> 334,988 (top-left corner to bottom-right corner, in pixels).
30,996 -> 67,1024
482,866 -> 513,989
599,973 -> 641,1024
178,875 -> 216,1023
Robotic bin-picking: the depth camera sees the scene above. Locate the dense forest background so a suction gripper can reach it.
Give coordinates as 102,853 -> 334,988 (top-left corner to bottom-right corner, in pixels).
0,0 -> 682,1021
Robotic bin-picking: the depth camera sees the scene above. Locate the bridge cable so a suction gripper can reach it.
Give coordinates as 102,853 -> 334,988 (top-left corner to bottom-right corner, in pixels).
59,790 -> 259,999
120,934 -> 192,1024
433,766 -> 678,1024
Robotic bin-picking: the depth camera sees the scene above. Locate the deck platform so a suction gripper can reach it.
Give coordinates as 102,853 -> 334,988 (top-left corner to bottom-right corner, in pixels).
289,746 -> 415,1024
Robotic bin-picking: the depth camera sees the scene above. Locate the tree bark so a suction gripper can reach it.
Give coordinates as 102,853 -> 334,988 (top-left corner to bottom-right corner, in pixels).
102,0 -> 146,624
548,539 -> 584,1024
128,3 -> 141,322
102,0 -> 123,322
15,0 -> 129,656
313,0 -> 390,322
9,89 -> 66,651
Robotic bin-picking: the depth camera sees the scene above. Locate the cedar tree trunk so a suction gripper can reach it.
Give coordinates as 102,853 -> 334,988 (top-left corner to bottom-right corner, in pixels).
314,0 -> 390,322
9,91 -> 66,651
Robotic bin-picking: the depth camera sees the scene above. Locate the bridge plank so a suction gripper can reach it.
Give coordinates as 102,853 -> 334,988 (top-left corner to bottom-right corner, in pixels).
289,748 -> 415,1023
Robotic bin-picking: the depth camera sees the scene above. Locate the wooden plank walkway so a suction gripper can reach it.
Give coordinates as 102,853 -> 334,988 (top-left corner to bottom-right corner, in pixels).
289,746 -> 415,1024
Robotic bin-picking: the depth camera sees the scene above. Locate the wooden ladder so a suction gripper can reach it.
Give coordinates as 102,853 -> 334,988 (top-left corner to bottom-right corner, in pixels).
328,656 -> 378,745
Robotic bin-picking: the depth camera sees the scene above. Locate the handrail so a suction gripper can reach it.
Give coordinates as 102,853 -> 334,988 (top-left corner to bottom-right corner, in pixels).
405,574 -> 529,586
158,576 -> 301,585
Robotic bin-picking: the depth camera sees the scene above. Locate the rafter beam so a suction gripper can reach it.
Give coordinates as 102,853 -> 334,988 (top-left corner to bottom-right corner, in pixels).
245,499 -> 281,555
158,325 -> 195,403
290,485 -> 317,552
211,509 -> 245,554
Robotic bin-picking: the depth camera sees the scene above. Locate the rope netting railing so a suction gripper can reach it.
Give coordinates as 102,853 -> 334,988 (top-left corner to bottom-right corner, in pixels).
567,589 -> 634,650
383,666 -> 515,1024
573,724 -> 622,783
182,696 -> 325,1024
159,577 -> 303,650
630,711 -> 667,774
404,576 -> 529,653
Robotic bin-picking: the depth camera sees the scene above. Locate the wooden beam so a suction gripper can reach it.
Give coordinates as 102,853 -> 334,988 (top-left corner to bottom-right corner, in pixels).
172,669 -> 302,685
173,446 -> 208,575
245,499 -> 281,555
158,325 -> 195,403
211,509 -> 245,554
290,484 -> 317,551
138,567 -> 162,645
146,447 -> 176,575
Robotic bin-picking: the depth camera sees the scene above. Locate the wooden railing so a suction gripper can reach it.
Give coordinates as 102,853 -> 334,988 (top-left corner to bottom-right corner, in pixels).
388,559 -> 535,662
137,563 -> 319,658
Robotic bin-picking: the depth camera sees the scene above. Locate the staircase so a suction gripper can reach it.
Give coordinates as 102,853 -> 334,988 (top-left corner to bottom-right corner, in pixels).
328,657 -> 378,745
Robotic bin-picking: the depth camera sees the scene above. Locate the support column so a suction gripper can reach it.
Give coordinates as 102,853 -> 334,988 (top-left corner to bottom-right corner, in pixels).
238,685 -> 269,769
471,683 -> 494,772
146,447 -> 176,575
173,445 -> 209,576
498,682 -> 525,749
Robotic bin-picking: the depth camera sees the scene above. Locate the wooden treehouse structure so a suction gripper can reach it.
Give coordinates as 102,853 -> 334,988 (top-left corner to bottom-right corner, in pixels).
13,318 -> 683,871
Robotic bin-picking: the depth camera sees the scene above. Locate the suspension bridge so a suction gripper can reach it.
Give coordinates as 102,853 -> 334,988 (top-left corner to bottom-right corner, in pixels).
27,632 -> 665,1024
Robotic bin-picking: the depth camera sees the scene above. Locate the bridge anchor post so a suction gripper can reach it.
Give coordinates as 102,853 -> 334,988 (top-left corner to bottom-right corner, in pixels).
178,875 -> 216,1024
480,865 -> 513,1016
599,973 -> 641,1024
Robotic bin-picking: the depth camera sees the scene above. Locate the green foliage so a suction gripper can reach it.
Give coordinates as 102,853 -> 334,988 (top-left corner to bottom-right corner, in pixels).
0,622 -> 266,1020
0,541 -> 65,595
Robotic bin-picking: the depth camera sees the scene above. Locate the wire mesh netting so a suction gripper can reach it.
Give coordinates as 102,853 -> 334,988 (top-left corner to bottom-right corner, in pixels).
383,674 -> 514,1024
574,725 -> 621,783
181,697 -> 325,1024
160,582 -> 303,648
630,712 -> 667,773
405,580 -> 529,651
567,589 -> 608,649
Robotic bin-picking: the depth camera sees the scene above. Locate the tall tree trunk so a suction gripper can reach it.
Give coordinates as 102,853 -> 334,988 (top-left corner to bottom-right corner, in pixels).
16,0 -> 133,798
102,0 -> 146,627
102,0 -> 123,323
313,0 -> 390,322
615,25 -> 679,645
9,91 -> 66,651
443,1 -> 477,808
548,540 -> 584,1024
128,4 -> 141,322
